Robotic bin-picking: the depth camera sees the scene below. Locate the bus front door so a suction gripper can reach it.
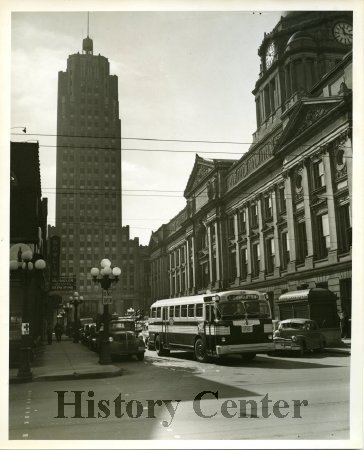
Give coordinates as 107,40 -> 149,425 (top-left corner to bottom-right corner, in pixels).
205,303 -> 216,355
161,306 -> 169,348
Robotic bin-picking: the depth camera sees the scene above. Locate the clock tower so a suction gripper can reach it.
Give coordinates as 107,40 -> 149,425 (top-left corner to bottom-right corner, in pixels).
252,11 -> 352,141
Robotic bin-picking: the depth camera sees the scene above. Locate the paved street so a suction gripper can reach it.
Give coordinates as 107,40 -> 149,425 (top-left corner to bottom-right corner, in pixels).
9,349 -> 350,440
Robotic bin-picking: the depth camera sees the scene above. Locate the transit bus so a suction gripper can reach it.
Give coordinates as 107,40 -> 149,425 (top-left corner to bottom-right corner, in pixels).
148,290 -> 274,362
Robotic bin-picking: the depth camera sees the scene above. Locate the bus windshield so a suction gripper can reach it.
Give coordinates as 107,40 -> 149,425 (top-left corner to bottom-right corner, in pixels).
216,300 -> 270,319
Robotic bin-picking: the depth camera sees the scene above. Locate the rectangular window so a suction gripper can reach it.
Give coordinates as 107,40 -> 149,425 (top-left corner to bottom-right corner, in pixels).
266,237 -> 275,274
281,231 -> 290,269
228,215 -> 235,238
264,195 -> 273,220
337,204 -> 351,253
251,204 -> 258,228
156,307 -> 161,318
313,160 -> 326,189
239,209 -> 246,234
196,304 -> 203,318
252,243 -> 260,278
169,306 -> 174,318
188,304 -> 195,318
175,306 -> 181,318
240,247 -> 248,280
229,250 -> 237,282
151,308 -> 156,318
296,221 -> 308,263
181,305 -> 188,318
264,85 -> 271,118
270,78 -> 276,112
316,213 -> 330,259
278,186 -> 286,213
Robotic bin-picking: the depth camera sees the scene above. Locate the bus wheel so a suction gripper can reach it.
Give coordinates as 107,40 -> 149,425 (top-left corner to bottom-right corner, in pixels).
241,353 -> 256,362
194,338 -> 209,363
155,335 -> 167,356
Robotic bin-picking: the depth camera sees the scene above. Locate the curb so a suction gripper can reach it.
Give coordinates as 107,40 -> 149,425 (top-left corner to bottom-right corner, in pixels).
10,368 -> 123,384
325,347 -> 351,355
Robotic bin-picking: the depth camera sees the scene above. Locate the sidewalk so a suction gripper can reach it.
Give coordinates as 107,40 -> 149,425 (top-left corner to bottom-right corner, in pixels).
9,337 -> 123,383
325,338 -> 351,355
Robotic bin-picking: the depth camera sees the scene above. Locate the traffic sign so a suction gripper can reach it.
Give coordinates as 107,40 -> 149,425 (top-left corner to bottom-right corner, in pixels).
102,291 -> 113,305
21,323 -> 30,335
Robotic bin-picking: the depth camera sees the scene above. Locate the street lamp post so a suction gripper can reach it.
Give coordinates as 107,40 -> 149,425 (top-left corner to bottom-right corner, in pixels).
10,248 -> 46,381
69,292 -> 83,343
62,302 -> 73,336
90,259 -> 121,365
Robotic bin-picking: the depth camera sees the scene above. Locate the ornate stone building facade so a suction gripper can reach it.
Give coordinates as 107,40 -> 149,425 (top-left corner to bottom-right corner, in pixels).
149,11 -> 353,319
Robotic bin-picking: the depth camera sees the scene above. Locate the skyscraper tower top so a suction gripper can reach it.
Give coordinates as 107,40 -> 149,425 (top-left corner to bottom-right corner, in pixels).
82,12 -> 93,54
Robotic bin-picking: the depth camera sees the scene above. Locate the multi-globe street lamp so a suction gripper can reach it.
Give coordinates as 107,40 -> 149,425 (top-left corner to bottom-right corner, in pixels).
90,259 -> 121,365
10,247 -> 46,381
69,291 -> 83,343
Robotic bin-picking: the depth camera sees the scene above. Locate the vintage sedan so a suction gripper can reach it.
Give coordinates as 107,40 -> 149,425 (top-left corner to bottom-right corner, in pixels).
273,318 -> 326,356
108,318 -> 145,361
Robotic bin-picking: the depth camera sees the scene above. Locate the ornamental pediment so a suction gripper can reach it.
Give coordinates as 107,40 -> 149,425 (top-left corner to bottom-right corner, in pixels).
184,154 -> 215,197
278,98 -> 341,150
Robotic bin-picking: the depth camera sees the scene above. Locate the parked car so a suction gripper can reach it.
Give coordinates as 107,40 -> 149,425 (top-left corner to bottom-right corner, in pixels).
273,318 -> 326,356
108,318 -> 145,361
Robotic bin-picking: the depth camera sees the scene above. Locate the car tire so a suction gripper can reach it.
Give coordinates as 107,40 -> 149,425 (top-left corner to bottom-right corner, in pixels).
155,335 -> 168,356
194,338 -> 209,363
241,353 -> 256,362
136,353 -> 145,361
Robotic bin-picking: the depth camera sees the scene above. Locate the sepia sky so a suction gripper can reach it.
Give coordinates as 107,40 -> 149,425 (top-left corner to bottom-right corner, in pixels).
10,9 -> 285,245
8,2 -> 363,247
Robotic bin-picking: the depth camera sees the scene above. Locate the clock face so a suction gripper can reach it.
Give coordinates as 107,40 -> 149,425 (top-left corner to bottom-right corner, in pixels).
265,42 -> 276,68
333,22 -> 353,45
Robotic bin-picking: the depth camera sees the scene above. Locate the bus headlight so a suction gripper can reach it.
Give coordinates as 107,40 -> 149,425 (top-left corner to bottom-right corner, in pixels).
267,334 -> 273,340
221,337 -> 226,343
109,337 -> 114,342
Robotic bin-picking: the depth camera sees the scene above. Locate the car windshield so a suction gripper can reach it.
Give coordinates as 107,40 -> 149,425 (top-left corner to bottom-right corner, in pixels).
110,321 -> 135,331
217,300 -> 270,318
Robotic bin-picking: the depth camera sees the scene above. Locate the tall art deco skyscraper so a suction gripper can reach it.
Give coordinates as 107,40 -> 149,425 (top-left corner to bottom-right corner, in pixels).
55,30 -> 123,316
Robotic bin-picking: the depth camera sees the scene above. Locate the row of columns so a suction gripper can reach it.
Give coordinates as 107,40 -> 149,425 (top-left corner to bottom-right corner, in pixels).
151,132 -> 351,298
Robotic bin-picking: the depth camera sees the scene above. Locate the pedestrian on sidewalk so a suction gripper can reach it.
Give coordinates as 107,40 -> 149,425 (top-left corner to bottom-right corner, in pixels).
339,310 -> 350,339
46,324 -> 53,345
54,323 -> 64,342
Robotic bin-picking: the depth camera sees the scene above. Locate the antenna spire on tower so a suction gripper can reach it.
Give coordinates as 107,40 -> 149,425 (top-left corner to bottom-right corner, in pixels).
82,11 -> 93,54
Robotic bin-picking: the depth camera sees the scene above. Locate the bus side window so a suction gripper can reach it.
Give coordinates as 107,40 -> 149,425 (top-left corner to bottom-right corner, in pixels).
196,304 -> 203,318
151,308 -> 156,318
157,307 -> 161,319
175,306 -> 181,318
181,305 -> 187,318
188,304 -> 195,318
162,307 -> 168,321
169,306 -> 174,318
